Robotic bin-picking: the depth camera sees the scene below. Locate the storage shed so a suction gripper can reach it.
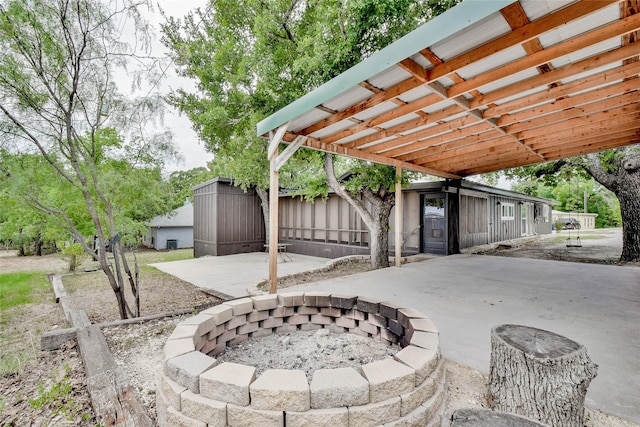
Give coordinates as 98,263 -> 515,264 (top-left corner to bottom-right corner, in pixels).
193,178 -> 265,257
145,202 -> 193,250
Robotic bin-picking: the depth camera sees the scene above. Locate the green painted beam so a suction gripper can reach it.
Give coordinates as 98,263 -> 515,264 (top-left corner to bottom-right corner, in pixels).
257,0 -> 516,137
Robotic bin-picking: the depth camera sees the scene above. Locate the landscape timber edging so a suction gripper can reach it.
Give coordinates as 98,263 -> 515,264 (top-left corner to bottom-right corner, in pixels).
157,293 -> 447,427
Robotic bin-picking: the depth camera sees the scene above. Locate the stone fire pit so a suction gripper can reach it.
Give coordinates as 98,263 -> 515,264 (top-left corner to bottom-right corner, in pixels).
157,292 -> 447,426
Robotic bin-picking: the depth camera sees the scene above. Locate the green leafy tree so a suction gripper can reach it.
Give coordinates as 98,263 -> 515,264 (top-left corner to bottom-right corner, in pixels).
162,0 -> 459,268
0,0 -> 176,319
505,147 -> 639,262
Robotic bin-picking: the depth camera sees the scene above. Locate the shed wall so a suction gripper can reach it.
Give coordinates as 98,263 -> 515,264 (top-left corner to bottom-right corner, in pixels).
194,180 -> 265,257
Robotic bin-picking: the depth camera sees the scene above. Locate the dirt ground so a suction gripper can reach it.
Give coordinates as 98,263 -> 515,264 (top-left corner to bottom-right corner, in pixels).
1,234 -> 637,426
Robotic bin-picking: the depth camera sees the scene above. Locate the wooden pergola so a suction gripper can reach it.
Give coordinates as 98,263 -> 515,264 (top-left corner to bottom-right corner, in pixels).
257,0 -> 640,291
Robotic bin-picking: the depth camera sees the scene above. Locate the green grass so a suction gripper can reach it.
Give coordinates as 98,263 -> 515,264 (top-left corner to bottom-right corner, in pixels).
0,272 -> 50,311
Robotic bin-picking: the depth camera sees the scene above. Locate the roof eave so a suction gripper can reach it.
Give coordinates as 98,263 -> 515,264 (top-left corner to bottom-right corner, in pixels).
256,0 -> 516,137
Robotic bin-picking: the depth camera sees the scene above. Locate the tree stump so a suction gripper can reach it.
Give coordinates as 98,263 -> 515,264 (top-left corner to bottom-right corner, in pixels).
488,324 -> 598,427
443,408 -> 549,427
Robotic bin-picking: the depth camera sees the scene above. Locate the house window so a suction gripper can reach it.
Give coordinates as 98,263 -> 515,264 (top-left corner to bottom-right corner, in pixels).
501,203 -> 515,220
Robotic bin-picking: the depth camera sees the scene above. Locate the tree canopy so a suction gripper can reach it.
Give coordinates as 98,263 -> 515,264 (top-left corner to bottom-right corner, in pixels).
0,0 -> 178,318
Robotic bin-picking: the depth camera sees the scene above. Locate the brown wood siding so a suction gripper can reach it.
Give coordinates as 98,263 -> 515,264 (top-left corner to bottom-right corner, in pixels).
194,180 -> 264,257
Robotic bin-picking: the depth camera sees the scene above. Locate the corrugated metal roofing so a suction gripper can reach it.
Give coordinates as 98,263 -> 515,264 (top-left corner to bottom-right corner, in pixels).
257,0 -> 640,178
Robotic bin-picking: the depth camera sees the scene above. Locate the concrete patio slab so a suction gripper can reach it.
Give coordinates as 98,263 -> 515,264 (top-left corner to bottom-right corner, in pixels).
152,252 -> 640,424
151,252 -> 329,298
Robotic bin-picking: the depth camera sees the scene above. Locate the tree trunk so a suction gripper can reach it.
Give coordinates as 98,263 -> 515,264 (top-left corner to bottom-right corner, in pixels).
581,150 -> 640,262
323,155 -> 394,269
488,324 -> 598,427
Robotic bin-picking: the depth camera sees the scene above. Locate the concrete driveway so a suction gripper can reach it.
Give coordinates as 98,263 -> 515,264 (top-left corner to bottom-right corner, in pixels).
154,253 -> 640,424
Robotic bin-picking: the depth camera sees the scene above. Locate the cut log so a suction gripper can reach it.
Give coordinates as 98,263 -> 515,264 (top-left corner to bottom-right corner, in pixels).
488,324 -> 597,427
443,408 -> 549,426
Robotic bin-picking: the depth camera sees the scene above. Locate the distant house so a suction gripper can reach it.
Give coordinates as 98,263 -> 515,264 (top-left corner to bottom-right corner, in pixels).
552,210 -> 598,230
192,178 -> 554,258
145,202 -> 194,250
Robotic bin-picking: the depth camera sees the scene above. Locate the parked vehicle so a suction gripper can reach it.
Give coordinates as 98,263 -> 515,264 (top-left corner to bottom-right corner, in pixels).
558,217 -> 581,230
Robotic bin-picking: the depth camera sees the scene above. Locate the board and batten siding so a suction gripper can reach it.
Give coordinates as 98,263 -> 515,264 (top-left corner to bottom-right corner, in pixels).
193,179 -> 265,257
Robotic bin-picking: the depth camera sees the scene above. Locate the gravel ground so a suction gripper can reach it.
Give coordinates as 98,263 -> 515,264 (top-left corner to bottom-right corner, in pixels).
2,240 -> 637,426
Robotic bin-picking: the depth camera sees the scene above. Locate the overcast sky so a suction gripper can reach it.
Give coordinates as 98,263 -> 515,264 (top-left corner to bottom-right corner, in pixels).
139,0 -> 212,172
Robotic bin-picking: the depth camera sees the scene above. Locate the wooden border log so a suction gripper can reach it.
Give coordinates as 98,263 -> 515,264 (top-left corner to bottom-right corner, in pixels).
488,324 -> 598,427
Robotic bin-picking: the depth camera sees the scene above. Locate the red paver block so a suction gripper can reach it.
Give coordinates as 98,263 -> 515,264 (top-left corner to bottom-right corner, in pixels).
331,295 -> 358,310
261,317 -> 284,329
226,314 -> 247,330
357,297 -> 381,314
237,321 -> 259,335
287,314 -> 310,325
248,309 -> 269,323
335,317 -> 357,329
296,305 -> 319,315
270,306 -> 295,318
380,301 -> 404,321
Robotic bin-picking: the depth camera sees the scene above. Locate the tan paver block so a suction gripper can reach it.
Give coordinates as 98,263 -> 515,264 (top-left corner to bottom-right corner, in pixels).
160,373 -> 187,411
201,304 -> 233,326
181,390 -> 227,427
164,338 -> 196,360
155,378 -> 170,427
384,403 -> 428,426
394,345 -> 439,386
335,316 -> 356,329
166,405 -> 206,427
408,317 -> 439,334
165,351 -> 218,393
286,407 -> 348,427
180,313 -> 217,338
270,306 -> 295,317
277,292 -> 304,307
227,403 -> 284,427
296,305 -> 319,315
237,321 -> 259,335
359,320 -> 379,336
199,362 -> 256,406
252,293 -> 278,311
251,328 -> 273,338
421,369 -> 447,422
362,359 -> 415,403
168,324 -> 198,341
348,396 -> 401,427
250,369 -> 310,411
397,308 -> 427,328
224,297 -> 254,315
310,367 -> 369,409
400,377 -> 435,416
409,331 -> 439,352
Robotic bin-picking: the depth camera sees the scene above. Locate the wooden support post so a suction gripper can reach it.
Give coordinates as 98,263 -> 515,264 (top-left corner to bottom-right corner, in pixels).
269,147 -> 279,294
395,166 -> 403,267
488,324 -> 598,427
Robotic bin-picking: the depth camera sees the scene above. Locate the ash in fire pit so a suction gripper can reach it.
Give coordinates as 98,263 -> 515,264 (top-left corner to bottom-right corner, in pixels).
216,329 -> 398,381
